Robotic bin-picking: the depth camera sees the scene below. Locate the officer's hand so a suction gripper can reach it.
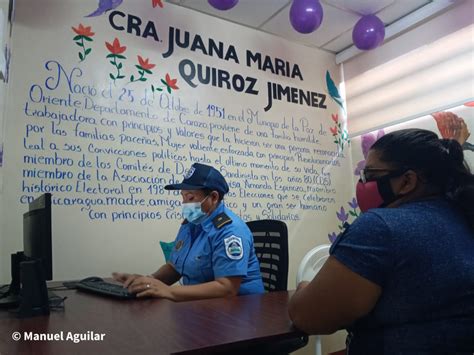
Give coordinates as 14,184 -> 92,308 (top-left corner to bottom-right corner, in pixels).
112,272 -> 143,288
128,276 -> 173,300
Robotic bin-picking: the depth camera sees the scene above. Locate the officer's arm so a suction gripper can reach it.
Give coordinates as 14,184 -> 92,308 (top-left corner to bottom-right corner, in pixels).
168,276 -> 242,302
151,263 -> 181,286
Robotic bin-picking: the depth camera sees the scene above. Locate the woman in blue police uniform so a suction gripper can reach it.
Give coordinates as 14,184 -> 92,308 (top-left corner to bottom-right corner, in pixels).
113,163 -> 264,301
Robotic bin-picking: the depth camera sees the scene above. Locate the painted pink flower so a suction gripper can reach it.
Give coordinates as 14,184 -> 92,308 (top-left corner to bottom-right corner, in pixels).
152,0 -> 163,8
105,38 -> 127,83
137,55 -> 155,71
72,23 -> 94,62
130,55 -> 156,83
106,38 -> 126,55
72,24 -> 95,37
152,74 -> 180,94
165,74 -> 179,90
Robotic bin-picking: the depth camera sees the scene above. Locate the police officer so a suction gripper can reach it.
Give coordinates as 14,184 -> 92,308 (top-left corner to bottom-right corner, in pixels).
113,163 -> 264,301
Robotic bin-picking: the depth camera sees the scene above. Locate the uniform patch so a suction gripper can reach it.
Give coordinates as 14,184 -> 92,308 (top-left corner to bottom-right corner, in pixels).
184,166 -> 195,179
224,235 -> 243,260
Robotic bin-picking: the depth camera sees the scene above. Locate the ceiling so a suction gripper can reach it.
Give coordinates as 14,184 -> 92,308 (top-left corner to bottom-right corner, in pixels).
166,0 -> 457,57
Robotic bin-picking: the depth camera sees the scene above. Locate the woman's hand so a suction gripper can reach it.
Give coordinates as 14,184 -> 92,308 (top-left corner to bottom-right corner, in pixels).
112,272 -> 143,288
127,276 -> 174,300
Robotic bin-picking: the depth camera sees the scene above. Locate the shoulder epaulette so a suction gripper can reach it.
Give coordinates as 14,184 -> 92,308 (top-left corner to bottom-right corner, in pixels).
213,213 -> 232,229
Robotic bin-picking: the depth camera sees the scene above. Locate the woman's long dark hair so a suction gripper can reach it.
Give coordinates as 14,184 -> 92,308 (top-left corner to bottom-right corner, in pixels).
371,128 -> 474,228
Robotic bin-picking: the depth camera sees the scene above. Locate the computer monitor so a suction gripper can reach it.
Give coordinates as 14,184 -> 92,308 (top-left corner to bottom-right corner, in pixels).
0,193 -> 52,312
23,193 -> 52,280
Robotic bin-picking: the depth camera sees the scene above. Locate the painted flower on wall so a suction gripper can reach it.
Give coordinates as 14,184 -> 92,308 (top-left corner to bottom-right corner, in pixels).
354,129 -> 385,176
432,111 -> 473,152
328,198 -> 360,243
72,23 -> 95,62
130,55 -> 156,83
330,113 -> 350,151
328,232 -> 338,243
152,0 -> 164,8
151,74 -> 179,94
105,38 -> 127,84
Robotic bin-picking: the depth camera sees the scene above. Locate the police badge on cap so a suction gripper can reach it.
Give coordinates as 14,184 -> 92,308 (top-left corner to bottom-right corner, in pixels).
184,166 -> 195,179
164,163 -> 229,195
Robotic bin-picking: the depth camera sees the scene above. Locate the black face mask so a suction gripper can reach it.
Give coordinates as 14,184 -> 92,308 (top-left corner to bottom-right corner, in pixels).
375,171 -> 405,207
357,168 -> 408,211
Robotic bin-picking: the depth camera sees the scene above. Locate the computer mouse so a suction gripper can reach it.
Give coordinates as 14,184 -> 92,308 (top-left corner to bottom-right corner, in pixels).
80,276 -> 104,283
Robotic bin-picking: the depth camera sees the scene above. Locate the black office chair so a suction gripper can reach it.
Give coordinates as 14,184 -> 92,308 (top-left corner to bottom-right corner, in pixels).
246,219 -> 308,354
246,219 -> 289,292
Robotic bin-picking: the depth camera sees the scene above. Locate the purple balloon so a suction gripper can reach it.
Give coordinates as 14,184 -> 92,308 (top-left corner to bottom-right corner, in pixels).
208,0 -> 238,11
290,0 -> 323,34
352,14 -> 385,50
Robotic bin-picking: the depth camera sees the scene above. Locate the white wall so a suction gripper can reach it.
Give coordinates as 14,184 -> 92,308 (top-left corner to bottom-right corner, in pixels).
1,0 -> 352,289
343,0 -> 474,135
0,0 -> 11,279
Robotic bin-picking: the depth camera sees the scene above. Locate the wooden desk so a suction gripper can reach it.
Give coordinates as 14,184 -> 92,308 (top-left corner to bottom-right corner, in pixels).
0,288 -> 304,354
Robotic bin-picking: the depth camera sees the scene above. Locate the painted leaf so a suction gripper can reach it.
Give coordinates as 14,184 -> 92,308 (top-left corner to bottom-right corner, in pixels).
167,86 -> 171,94
83,36 -> 93,42
159,241 -> 175,262
326,71 -> 346,111
73,35 -> 83,41
118,62 -> 123,69
75,41 -> 84,47
143,68 -> 152,75
109,73 -> 115,80
140,77 -> 147,82
85,48 -> 92,55
106,54 -> 116,59
151,85 -> 155,91
117,75 -> 125,79
326,71 -> 341,99
79,52 -> 84,61
116,54 -> 126,60
130,75 -> 135,82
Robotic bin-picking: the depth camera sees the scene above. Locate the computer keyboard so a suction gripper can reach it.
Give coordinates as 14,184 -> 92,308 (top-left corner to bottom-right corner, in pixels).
76,278 -> 136,300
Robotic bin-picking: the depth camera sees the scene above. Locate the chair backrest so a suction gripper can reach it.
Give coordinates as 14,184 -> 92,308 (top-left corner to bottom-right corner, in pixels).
246,219 -> 289,292
296,244 -> 331,286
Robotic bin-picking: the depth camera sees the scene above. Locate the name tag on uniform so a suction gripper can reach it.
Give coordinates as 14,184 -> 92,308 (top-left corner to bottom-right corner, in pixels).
224,235 -> 243,260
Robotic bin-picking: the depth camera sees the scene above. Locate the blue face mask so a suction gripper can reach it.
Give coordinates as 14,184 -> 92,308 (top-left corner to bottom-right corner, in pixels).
182,195 -> 209,224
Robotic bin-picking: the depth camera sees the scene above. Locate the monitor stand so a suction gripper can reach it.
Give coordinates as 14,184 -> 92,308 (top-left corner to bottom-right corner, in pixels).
0,253 -> 53,317
0,293 -> 20,307
0,252 -> 24,308
17,259 -> 50,317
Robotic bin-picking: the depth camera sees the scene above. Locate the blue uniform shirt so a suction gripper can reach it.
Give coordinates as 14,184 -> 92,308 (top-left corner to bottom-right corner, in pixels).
169,202 -> 264,295
330,199 -> 474,355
